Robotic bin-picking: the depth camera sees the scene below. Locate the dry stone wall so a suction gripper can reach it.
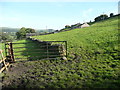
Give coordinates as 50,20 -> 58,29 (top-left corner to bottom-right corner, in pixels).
26,37 -> 67,60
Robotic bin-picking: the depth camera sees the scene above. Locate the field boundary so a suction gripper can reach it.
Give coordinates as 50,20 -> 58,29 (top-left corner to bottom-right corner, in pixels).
0,50 -> 10,73
26,37 -> 67,60
5,42 -> 15,63
4,38 -> 67,61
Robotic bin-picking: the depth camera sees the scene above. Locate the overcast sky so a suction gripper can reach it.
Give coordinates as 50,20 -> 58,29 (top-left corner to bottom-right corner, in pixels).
0,0 -> 119,30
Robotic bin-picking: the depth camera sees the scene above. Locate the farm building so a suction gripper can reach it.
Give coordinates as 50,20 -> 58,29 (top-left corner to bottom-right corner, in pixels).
81,22 -> 90,28
26,33 -> 38,37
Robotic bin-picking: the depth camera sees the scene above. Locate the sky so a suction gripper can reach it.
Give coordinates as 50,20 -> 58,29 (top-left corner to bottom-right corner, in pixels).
0,0 -> 119,30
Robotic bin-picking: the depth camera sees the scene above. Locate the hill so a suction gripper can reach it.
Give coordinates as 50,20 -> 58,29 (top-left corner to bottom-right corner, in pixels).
36,29 -> 55,33
0,27 -> 20,33
2,15 -> 120,88
33,15 -> 119,60
0,27 -> 55,33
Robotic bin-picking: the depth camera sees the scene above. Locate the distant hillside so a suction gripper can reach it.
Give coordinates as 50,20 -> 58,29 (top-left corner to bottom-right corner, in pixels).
36,29 -> 55,33
0,27 -> 55,33
0,27 -> 20,32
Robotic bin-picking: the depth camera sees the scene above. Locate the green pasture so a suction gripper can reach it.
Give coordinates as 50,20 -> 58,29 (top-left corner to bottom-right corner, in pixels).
11,40 -> 62,62
33,16 -> 119,61
10,40 -> 46,61
0,43 -> 6,59
2,16 -> 120,88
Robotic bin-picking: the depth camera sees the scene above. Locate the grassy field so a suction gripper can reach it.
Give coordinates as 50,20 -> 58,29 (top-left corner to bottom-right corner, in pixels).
2,16 -> 120,88
0,43 -> 6,59
11,40 -> 45,61
4,39 -> 64,62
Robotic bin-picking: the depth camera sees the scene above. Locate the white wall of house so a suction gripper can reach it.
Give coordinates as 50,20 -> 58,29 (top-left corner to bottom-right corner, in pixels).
81,23 -> 90,28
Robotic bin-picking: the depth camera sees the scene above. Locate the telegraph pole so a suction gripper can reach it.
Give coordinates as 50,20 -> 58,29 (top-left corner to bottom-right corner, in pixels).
46,26 -> 48,33
46,26 -> 47,31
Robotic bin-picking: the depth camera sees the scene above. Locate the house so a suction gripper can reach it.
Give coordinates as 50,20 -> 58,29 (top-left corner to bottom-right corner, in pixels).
81,22 -> 90,28
26,33 -> 37,37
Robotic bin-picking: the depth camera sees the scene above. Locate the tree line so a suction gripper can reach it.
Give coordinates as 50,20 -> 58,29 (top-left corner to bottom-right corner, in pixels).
94,13 -> 114,22
16,27 -> 35,39
0,32 -> 14,42
59,13 -> 116,32
0,27 -> 36,42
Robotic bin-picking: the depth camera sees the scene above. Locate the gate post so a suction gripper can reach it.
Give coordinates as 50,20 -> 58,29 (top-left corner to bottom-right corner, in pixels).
5,43 -> 7,56
10,42 -> 15,62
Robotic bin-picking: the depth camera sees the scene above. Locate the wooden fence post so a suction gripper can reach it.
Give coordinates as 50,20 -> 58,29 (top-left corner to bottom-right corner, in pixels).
9,42 -> 15,62
5,43 -> 7,56
0,49 -> 8,72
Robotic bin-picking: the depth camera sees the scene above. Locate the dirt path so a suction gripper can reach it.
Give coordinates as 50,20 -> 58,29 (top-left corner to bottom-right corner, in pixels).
1,61 -> 32,88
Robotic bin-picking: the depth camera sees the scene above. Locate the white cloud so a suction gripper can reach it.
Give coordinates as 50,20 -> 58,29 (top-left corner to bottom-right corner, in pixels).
82,8 -> 93,18
81,8 -> 94,22
107,9 -> 118,15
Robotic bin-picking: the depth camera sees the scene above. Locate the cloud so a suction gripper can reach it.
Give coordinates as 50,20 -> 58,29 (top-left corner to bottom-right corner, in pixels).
82,8 -> 93,18
107,9 -> 118,15
81,8 -> 94,22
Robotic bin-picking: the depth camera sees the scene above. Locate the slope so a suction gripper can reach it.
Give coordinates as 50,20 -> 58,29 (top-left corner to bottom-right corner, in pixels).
2,16 -> 120,88
33,16 -> 119,61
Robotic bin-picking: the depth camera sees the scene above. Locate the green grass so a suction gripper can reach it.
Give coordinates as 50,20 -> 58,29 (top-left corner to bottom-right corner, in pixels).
33,16 -> 119,60
0,43 -> 6,59
9,39 -> 63,62
2,16 -> 120,88
10,40 -> 47,61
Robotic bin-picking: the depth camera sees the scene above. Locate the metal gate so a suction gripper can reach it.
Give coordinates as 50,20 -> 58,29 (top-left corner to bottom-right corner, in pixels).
5,39 -> 67,62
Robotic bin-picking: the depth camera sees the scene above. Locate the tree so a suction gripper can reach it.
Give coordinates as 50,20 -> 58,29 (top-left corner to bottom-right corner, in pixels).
94,14 -> 108,22
110,13 -> 114,17
65,25 -> 71,29
16,27 -> 36,39
16,32 -> 21,39
0,32 -> 14,42
26,28 -> 35,33
101,14 -> 108,20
